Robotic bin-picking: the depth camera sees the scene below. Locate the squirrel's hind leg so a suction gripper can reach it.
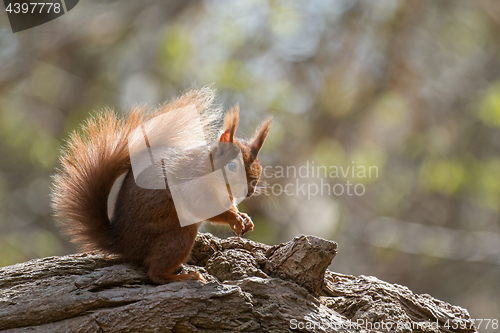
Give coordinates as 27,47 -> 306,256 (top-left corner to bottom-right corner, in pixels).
148,266 -> 205,283
146,227 -> 205,284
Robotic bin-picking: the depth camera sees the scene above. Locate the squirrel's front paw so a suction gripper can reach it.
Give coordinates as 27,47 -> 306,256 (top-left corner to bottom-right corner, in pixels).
235,212 -> 254,236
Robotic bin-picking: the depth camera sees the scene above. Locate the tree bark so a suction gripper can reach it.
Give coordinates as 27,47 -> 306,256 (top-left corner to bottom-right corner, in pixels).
0,233 -> 476,332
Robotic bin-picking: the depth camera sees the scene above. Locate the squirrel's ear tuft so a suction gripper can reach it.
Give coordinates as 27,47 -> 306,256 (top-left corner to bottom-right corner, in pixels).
251,117 -> 272,156
223,105 -> 239,143
219,129 -> 231,142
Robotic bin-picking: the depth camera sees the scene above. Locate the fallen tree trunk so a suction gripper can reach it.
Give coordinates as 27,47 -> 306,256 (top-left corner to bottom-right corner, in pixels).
0,233 -> 476,332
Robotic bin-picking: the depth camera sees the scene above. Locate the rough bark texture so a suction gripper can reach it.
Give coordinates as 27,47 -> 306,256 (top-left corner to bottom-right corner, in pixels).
0,233 -> 476,332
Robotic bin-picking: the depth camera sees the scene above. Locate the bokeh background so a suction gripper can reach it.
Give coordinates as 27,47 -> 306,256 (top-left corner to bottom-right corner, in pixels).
1,0 -> 500,327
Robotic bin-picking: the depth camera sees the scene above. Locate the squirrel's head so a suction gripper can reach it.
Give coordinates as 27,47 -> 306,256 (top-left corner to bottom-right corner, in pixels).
218,105 -> 271,198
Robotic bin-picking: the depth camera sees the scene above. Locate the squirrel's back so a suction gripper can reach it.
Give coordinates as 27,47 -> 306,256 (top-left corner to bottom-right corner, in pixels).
51,87 -> 222,253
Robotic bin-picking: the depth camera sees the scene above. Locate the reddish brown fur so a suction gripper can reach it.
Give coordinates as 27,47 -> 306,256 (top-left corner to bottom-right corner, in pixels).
223,105 -> 239,142
51,88 -> 271,283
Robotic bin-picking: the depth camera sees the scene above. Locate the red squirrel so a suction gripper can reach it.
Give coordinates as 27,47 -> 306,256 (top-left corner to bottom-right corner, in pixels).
51,87 -> 271,283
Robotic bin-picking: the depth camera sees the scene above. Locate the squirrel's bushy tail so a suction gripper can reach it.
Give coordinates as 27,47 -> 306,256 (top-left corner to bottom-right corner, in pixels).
51,87 -> 221,251
51,111 -> 143,251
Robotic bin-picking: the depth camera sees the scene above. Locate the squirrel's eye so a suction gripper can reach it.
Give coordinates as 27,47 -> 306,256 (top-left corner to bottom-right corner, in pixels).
228,161 -> 237,172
